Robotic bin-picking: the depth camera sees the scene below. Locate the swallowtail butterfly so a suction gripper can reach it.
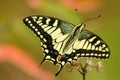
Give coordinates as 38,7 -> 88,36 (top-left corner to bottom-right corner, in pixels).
23,15 -> 110,76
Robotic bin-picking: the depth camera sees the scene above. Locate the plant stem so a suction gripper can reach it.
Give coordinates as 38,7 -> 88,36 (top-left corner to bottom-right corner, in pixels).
77,62 -> 88,80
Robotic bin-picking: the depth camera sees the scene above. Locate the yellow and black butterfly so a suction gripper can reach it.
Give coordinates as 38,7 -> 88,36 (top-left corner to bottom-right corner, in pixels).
23,15 -> 110,76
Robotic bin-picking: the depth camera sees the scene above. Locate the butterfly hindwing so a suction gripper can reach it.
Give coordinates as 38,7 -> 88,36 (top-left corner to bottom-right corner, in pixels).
71,30 -> 110,60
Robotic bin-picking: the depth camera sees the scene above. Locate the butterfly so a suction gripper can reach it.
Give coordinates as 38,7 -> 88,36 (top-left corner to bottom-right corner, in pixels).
23,15 -> 110,76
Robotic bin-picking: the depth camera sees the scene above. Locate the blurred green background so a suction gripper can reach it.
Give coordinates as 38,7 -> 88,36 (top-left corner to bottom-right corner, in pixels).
0,0 -> 120,80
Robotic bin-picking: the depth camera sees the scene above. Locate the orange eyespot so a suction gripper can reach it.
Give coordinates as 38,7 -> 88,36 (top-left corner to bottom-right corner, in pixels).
56,55 -> 62,61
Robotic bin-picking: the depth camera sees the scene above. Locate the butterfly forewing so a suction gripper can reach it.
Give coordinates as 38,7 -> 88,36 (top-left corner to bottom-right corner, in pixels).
23,15 -> 74,62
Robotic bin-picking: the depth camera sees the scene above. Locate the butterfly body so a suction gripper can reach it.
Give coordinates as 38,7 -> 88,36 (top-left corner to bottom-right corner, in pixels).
23,15 -> 110,76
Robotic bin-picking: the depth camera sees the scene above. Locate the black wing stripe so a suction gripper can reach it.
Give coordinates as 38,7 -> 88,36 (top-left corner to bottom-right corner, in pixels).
23,17 -> 53,44
48,17 -> 56,26
42,17 -> 47,25
75,49 -> 109,59
91,36 -> 100,45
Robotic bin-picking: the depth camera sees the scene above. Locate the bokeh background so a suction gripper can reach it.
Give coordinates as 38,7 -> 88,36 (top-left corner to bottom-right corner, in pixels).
0,0 -> 120,80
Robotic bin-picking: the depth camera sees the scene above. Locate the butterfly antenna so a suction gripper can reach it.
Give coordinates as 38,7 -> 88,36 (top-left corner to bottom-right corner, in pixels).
83,15 -> 101,23
75,9 -> 82,22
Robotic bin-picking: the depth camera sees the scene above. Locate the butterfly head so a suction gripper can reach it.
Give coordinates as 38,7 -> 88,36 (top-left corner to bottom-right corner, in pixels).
80,23 -> 86,29
75,23 -> 86,34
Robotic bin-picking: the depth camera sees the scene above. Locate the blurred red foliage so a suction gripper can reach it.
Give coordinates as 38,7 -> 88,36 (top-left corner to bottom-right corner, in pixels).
60,0 -> 101,12
24,0 -> 101,12
25,0 -> 44,10
0,44 -> 53,80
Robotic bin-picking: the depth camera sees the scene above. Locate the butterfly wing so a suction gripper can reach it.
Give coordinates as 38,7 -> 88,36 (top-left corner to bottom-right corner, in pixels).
69,29 -> 110,61
23,15 -> 75,65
